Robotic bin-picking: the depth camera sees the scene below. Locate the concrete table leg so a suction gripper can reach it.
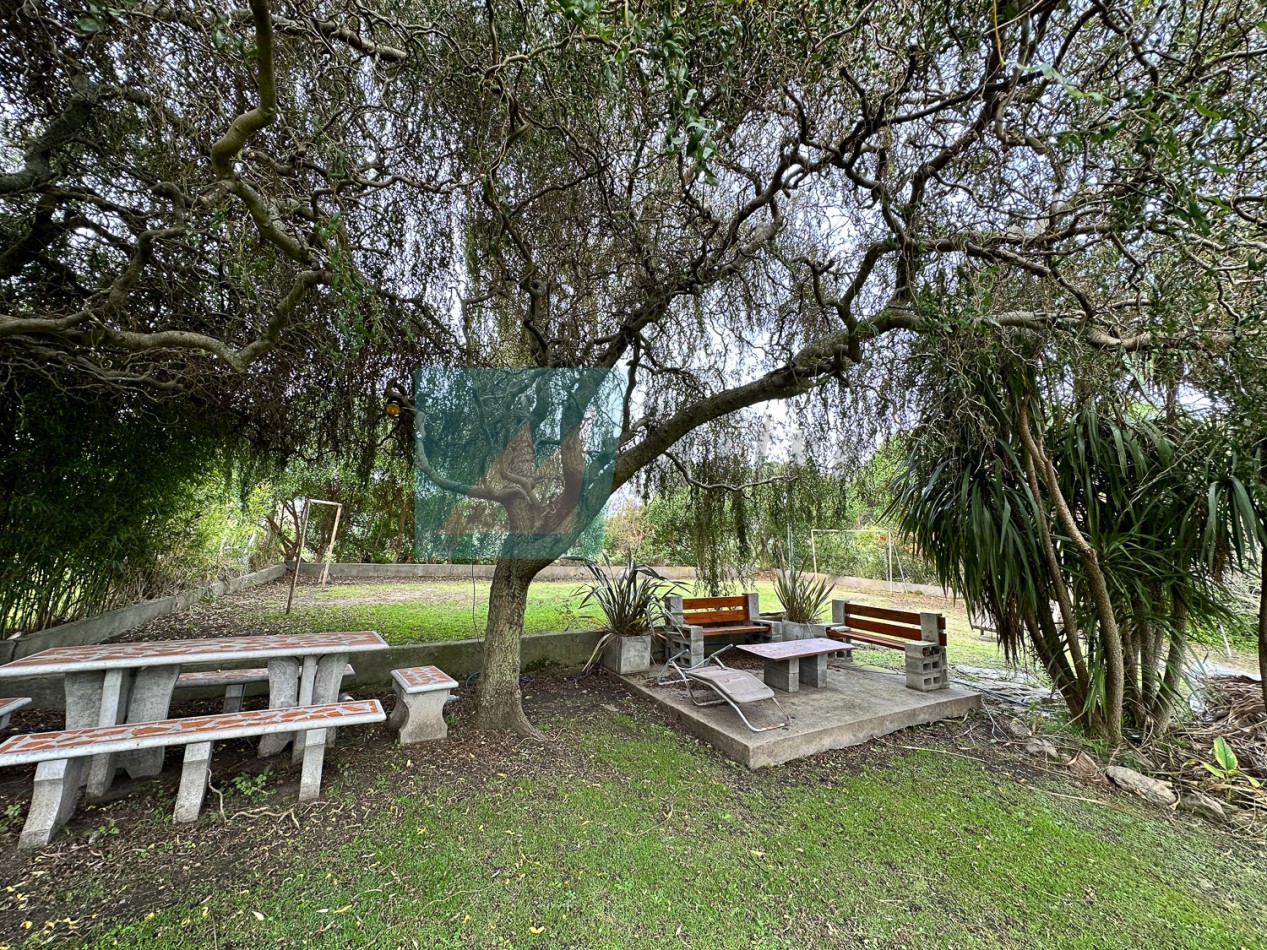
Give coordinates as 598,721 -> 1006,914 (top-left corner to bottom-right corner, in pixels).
86,669 -> 133,798
687,626 -> 704,668
764,658 -> 800,692
259,656 -> 301,758
294,654 -> 346,763
174,741 -> 213,823
298,729 -> 328,802
223,684 -> 246,713
63,671 -> 106,729
20,758 -> 86,849
120,665 -> 180,779
391,688 -> 450,745
800,654 -> 829,688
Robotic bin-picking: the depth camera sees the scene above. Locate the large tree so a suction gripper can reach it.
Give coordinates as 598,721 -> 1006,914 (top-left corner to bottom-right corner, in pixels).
6,1 -> 1264,734
394,0 -> 1267,734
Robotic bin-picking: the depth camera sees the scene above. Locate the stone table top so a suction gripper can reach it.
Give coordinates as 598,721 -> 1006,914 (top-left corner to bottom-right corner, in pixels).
0,632 -> 388,677
735,637 -> 853,661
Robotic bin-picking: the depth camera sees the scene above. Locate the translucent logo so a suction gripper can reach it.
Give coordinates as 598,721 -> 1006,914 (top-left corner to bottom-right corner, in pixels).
413,368 -> 626,562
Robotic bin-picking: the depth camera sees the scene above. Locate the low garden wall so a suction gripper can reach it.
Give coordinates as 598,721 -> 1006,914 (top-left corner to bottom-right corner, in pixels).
0,564 -> 287,666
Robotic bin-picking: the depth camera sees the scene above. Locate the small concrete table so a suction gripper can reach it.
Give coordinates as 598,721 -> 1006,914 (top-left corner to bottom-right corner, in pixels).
0,631 -> 387,794
734,637 -> 853,692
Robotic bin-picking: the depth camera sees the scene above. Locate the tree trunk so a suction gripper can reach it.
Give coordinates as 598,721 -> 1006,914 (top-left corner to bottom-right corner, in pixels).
472,557 -> 552,735
1016,401 -> 1124,744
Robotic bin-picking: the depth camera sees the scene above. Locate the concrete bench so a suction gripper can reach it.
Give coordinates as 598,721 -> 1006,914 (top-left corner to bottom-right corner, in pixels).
176,664 -> 354,712
828,601 -> 949,691
388,666 -> 457,745
0,697 -> 31,730
0,699 -> 385,849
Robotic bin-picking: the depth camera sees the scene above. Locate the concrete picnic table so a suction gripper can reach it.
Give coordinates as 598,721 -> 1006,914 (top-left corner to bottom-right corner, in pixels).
0,631 -> 388,795
734,637 -> 853,692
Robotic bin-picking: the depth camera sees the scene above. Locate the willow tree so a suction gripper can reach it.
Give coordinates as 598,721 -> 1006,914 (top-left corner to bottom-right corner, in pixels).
6,1 -> 1263,732
1,1 -> 456,622
391,0 -> 1267,733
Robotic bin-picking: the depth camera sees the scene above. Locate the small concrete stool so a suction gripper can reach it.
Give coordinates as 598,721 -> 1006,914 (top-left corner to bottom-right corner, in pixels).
0,697 -> 31,730
388,667 -> 457,745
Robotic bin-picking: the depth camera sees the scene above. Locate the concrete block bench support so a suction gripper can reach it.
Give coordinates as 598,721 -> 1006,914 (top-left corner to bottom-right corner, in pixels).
389,666 -> 457,745
0,697 -> 31,730
0,700 -> 385,849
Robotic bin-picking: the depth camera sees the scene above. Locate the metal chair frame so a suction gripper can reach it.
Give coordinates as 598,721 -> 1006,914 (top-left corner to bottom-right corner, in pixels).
655,647 -> 790,733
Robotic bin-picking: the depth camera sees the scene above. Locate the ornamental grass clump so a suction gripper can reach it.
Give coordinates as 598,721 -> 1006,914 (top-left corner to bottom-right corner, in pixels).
774,560 -> 835,625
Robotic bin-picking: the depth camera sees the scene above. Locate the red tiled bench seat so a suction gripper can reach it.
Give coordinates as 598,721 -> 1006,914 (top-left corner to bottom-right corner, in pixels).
0,697 -> 30,730
0,700 -> 385,849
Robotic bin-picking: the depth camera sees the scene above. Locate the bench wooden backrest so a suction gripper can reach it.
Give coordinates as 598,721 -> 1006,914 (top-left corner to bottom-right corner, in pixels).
833,602 -> 947,647
679,595 -> 750,627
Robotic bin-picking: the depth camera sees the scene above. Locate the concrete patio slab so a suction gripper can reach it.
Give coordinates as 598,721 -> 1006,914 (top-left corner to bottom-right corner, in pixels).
620,664 -> 981,769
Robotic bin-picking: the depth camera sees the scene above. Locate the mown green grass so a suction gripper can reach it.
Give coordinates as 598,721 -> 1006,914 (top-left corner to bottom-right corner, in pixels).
266,577 -> 1016,669
263,580 -> 602,645
85,709 -> 1267,949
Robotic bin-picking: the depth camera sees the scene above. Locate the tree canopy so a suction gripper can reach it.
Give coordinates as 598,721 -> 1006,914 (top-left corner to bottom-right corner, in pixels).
4,0 -> 1267,733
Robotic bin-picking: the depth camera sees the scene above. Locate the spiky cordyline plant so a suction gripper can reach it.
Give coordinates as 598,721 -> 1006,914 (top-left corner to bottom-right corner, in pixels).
579,555 -> 682,670
773,553 -> 834,625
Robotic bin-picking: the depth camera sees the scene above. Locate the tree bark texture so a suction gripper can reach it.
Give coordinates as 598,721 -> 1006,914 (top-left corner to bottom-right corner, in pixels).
472,557 -> 552,735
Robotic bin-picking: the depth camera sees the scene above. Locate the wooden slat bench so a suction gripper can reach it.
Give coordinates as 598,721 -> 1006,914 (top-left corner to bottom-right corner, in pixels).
176,664 -> 354,713
827,600 -> 949,692
0,699 -> 385,849
0,697 -> 31,730
664,593 -> 771,665
388,666 -> 457,745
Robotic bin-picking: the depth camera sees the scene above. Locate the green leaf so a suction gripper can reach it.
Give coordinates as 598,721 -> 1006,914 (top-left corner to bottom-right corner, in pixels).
1213,736 -> 1238,774
77,16 -> 103,34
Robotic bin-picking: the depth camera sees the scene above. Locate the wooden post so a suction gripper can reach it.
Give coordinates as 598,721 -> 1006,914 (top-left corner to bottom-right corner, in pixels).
285,499 -> 311,615
318,503 -> 342,587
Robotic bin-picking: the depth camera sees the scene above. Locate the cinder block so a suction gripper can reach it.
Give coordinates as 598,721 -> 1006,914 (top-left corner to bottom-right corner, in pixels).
801,654 -> 828,688
764,660 -> 799,692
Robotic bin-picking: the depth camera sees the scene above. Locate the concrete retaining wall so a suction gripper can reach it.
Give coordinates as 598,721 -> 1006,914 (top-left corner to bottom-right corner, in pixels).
0,565 -> 287,666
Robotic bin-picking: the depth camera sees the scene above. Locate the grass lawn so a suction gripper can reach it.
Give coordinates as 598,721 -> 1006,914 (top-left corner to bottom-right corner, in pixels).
3,678 -> 1263,949
266,580 -> 602,644
138,574 -> 1255,677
